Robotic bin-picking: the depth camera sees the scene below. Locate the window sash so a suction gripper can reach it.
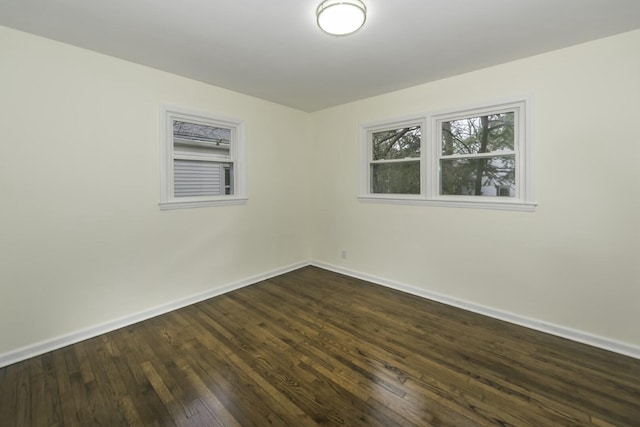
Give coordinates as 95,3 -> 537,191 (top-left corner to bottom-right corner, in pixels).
370,160 -> 421,195
438,155 -> 516,198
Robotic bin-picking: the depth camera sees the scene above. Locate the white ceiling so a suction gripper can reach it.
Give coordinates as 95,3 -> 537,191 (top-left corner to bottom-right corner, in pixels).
2,0 -> 640,112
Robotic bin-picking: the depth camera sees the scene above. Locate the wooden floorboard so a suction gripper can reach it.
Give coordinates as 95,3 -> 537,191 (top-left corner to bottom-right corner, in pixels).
1,266 -> 639,426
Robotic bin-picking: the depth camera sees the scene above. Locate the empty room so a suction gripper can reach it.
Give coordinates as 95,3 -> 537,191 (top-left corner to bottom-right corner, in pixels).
1,0 -> 639,425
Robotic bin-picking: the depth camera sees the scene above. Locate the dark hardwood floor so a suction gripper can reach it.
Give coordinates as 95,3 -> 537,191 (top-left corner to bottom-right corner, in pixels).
1,266 -> 639,426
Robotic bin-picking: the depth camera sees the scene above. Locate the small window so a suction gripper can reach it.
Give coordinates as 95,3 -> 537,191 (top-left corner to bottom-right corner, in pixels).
359,98 -> 535,211
160,106 -> 246,209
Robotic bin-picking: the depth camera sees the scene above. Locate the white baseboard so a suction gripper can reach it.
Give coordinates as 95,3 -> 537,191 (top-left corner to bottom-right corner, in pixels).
3,260 -> 638,368
0,261 -> 309,368
311,261 -> 640,360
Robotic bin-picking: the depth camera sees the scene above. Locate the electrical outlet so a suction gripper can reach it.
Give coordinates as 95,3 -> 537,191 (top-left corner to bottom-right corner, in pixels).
341,250 -> 347,259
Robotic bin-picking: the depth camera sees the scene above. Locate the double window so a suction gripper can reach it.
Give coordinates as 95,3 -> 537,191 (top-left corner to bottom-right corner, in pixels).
360,98 -> 535,211
160,106 -> 246,209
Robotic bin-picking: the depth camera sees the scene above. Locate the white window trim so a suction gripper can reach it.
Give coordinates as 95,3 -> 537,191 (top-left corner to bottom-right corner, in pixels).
358,96 -> 536,212
159,105 -> 247,210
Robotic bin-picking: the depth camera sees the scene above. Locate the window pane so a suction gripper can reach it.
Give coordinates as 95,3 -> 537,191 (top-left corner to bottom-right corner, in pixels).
174,159 -> 233,197
442,113 -> 514,156
173,120 -> 231,157
440,155 -> 515,197
371,162 -> 420,194
372,126 -> 421,160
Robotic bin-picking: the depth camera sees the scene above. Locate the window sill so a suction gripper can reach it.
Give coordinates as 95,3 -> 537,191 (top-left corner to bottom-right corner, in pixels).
159,197 -> 248,210
358,196 -> 536,212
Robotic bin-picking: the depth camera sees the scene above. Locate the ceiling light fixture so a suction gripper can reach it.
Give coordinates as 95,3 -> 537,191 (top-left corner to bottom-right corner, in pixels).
316,0 -> 367,36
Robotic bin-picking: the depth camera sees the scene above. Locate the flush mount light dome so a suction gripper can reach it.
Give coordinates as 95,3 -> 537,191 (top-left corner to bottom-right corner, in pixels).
317,0 -> 367,36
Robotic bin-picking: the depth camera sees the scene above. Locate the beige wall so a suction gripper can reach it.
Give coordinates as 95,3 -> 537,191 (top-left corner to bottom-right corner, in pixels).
0,26 -> 311,356
1,25 -> 639,359
309,30 -> 640,348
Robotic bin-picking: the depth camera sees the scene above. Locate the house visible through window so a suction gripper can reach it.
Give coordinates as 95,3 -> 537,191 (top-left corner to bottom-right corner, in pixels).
439,111 -> 515,198
359,97 -> 535,211
160,106 -> 246,209
173,121 -> 232,197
